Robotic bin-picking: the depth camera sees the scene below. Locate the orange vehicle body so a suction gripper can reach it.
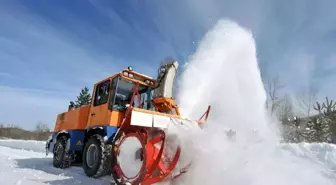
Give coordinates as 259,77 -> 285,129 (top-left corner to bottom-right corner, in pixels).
54,105 -> 90,132
53,70 -> 156,133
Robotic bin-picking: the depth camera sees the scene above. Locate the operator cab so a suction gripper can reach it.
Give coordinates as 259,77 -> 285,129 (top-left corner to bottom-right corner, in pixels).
109,76 -> 155,111
91,67 -> 157,113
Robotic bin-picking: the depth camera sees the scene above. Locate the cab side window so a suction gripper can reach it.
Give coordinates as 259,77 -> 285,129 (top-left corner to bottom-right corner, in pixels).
108,77 -> 118,110
93,80 -> 110,106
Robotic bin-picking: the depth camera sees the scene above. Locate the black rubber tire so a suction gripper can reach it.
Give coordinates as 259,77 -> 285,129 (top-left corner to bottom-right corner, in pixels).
53,135 -> 71,169
82,134 -> 111,178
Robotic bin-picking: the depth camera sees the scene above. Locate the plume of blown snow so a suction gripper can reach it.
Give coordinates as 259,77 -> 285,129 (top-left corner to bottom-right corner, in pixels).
172,19 -> 335,185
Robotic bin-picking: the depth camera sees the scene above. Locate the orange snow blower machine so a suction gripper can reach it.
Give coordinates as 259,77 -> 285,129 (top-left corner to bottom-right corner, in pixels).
46,58 -> 211,185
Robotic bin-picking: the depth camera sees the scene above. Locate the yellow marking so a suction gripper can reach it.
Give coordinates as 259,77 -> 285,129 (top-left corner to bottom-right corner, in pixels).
76,140 -> 82,146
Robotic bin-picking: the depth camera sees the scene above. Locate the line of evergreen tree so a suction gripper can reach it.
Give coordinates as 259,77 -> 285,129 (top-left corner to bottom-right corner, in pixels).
281,97 -> 336,143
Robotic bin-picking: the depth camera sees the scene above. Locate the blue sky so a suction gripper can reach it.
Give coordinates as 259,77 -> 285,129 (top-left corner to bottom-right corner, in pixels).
0,0 -> 335,130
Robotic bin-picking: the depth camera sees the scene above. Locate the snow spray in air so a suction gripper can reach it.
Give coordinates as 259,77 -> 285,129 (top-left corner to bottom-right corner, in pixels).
173,19 -> 335,185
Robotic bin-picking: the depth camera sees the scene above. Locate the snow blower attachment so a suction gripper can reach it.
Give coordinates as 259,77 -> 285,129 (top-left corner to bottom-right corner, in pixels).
111,60 -> 211,185
46,58 -> 211,185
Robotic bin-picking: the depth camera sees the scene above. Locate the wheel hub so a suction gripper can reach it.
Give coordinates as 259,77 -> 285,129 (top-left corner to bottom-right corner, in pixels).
86,144 -> 98,168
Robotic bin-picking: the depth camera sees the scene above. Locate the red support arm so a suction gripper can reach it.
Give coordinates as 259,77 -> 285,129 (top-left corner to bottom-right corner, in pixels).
199,105 -> 211,121
117,82 -> 142,132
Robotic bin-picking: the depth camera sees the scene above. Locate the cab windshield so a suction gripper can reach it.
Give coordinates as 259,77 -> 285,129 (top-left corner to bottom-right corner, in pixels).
109,76 -> 154,111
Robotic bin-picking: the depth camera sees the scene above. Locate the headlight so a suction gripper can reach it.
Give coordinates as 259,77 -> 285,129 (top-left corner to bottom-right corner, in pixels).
145,80 -> 150,84
150,81 -> 154,85
128,73 -> 134,78
123,71 -> 128,76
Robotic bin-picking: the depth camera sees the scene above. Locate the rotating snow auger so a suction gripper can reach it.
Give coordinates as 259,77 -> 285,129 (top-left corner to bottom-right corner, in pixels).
110,60 -> 211,185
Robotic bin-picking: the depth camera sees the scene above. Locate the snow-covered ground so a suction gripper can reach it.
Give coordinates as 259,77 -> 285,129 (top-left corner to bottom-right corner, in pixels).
0,139 -> 46,153
281,143 -> 336,176
0,139 -> 113,185
0,139 -> 335,185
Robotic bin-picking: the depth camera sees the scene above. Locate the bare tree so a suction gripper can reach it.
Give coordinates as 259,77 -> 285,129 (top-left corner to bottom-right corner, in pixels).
259,61 -> 268,84
296,86 -> 318,117
277,93 -> 294,120
35,121 -> 51,140
258,61 -> 286,117
35,121 -> 50,133
264,74 -> 285,115
0,123 -> 4,137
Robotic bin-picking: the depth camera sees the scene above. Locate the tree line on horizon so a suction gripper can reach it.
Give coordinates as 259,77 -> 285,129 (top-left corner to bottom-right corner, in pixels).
262,71 -> 336,144
0,87 -> 93,141
0,121 -> 52,141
